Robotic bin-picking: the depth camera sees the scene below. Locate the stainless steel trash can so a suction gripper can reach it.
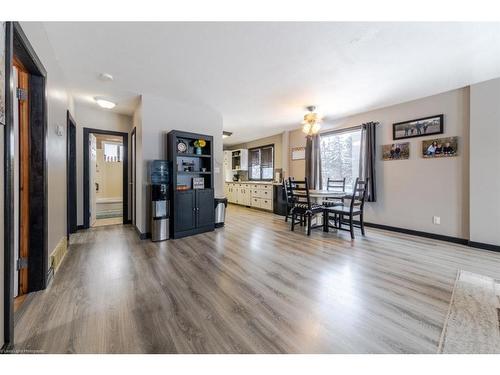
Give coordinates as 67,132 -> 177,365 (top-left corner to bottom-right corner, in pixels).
214,197 -> 227,228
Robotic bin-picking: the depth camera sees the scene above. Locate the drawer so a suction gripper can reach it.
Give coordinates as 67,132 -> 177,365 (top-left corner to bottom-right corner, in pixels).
251,197 -> 261,208
260,198 -> 273,210
261,184 -> 273,191
251,189 -> 260,197
257,189 -> 272,199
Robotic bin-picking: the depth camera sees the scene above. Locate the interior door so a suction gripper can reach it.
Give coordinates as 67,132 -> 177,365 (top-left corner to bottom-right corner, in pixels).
67,118 -> 77,235
89,133 -> 97,227
131,129 -> 136,226
13,66 -> 20,297
17,64 -> 30,296
196,189 -> 215,228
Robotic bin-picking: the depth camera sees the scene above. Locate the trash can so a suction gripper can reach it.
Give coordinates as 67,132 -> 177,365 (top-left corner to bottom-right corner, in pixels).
214,197 -> 228,228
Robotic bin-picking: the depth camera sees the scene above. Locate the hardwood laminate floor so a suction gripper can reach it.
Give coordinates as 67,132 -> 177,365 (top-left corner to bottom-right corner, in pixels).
14,204 -> 500,353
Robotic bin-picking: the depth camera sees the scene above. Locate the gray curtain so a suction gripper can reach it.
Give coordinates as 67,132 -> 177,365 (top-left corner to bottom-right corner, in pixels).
359,122 -> 378,202
305,134 -> 322,189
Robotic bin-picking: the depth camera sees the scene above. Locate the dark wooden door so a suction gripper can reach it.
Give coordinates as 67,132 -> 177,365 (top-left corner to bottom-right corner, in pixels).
196,189 -> 215,228
174,190 -> 196,232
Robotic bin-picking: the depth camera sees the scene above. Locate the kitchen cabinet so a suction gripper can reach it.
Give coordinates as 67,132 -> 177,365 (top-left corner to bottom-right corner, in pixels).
225,182 -> 273,211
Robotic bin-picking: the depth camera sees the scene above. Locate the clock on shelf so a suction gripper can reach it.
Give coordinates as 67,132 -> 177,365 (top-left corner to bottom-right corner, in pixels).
177,140 -> 187,153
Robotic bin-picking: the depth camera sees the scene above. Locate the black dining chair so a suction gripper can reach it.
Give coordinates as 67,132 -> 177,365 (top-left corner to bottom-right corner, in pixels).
323,178 -> 368,239
283,179 -> 303,226
323,177 -> 346,207
289,177 -> 325,236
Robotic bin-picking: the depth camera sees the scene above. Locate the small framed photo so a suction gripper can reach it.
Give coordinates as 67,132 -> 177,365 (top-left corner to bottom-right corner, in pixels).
291,147 -> 305,160
422,137 -> 458,158
382,142 -> 410,161
393,114 -> 443,140
192,177 -> 205,189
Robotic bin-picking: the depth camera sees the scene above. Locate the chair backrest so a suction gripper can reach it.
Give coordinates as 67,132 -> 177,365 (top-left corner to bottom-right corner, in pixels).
327,178 -> 345,192
349,178 -> 369,213
288,177 -> 312,209
283,179 -> 295,206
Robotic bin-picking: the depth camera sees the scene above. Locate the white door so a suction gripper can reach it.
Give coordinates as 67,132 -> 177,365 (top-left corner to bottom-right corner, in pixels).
89,134 -> 97,227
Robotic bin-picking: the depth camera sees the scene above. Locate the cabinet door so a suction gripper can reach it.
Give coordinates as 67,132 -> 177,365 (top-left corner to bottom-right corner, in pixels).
174,190 -> 196,232
241,187 -> 251,206
196,189 -> 215,228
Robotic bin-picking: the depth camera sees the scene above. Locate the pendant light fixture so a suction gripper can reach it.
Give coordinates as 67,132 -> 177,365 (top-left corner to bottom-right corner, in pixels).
301,105 -> 322,136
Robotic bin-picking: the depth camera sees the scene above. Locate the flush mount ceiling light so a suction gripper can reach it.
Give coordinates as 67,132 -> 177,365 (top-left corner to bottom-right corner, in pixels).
301,105 -> 322,136
94,97 -> 116,109
98,72 -> 114,81
223,131 -> 233,139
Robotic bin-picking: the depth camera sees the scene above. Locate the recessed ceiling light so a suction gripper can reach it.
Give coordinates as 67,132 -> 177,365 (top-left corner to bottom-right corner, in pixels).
94,97 -> 116,109
99,73 -> 114,81
223,131 -> 232,139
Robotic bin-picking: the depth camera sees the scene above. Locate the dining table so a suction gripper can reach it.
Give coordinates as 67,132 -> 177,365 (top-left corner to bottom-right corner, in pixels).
294,189 -> 354,231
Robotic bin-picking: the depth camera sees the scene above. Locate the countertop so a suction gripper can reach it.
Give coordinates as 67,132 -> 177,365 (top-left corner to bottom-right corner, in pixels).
225,180 -> 282,186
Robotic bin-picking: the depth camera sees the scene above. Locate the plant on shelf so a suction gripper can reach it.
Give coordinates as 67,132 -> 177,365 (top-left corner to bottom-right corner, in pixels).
193,139 -> 206,155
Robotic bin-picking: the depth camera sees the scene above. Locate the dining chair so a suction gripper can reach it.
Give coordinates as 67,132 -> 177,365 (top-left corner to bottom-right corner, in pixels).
323,178 -> 368,239
323,177 -> 346,207
283,179 -> 303,226
289,177 -> 325,236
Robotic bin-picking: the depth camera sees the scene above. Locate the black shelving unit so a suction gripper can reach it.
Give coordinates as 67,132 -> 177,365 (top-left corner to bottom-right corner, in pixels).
167,130 -> 215,239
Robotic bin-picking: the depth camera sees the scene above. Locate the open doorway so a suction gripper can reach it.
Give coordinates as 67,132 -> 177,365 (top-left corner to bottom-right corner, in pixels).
83,128 -> 128,229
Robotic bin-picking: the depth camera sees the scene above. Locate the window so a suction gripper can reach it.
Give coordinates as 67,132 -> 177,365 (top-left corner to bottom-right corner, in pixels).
249,145 -> 274,180
320,128 -> 361,189
103,142 -> 124,162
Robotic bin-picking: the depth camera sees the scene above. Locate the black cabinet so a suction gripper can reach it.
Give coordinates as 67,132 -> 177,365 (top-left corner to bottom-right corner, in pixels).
173,189 -> 214,237
167,130 -> 215,239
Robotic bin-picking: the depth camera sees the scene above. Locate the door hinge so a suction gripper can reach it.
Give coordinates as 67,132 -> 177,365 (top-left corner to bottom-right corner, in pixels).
16,87 -> 28,101
17,257 -> 28,270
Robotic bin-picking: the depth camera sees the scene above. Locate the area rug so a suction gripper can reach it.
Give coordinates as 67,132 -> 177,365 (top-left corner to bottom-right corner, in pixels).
438,270 -> 500,353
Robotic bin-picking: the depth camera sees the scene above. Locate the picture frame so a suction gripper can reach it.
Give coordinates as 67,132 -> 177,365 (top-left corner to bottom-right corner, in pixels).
422,136 -> 458,158
192,177 -> 205,189
291,147 -> 305,160
382,142 -> 410,161
392,114 -> 443,140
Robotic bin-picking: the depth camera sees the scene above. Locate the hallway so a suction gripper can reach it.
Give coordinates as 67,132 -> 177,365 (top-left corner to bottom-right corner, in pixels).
13,206 -> 500,353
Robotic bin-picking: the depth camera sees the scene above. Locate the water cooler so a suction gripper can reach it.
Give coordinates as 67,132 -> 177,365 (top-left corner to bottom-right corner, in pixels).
150,160 -> 170,242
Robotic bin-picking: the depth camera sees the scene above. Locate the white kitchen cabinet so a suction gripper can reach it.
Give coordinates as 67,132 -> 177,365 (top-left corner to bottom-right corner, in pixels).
231,149 -> 248,171
225,182 -> 273,211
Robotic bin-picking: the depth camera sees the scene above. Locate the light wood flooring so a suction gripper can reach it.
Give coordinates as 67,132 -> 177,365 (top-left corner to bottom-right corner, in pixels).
13,204 -> 500,353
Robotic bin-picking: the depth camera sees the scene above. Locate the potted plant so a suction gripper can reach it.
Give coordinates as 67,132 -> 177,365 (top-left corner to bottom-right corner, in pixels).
193,139 -> 206,155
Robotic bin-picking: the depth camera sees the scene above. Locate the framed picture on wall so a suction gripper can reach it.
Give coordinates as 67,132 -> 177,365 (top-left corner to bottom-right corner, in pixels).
291,147 -> 305,160
382,142 -> 410,161
422,136 -> 458,158
393,114 -> 443,140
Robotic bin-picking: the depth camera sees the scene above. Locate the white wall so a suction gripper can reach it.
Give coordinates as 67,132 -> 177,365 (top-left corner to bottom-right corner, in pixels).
288,87 -> 470,239
470,78 -> 500,246
74,103 -> 132,225
20,22 -> 74,262
136,93 -> 223,234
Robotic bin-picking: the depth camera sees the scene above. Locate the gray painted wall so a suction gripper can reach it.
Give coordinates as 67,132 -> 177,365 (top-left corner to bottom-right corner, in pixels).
135,93 -> 223,234
73,103 -> 133,226
289,87 -> 470,239
470,77 -> 500,246
1,122 -> 4,347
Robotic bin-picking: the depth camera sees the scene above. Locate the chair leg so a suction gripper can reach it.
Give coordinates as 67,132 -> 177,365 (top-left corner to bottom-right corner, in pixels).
307,215 -> 311,236
291,212 -> 296,231
349,215 -> 355,240
360,213 -> 365,236
285,211 -> 288,222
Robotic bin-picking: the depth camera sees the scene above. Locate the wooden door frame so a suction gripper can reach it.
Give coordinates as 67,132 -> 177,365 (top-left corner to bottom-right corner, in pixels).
66,111 -> 77,239
131,127 -> 136,229
3,22 -> 48,349
83,128 -> 129,229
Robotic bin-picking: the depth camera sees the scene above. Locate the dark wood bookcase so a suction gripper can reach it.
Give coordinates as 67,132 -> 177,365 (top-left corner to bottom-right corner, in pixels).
167,130 -> 215,238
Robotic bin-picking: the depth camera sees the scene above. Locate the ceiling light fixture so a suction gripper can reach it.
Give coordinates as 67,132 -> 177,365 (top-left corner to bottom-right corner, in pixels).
223,131 -> 233,139
99,73 -> 114,81
94,97 -> 116,109
301,105 -> 322,136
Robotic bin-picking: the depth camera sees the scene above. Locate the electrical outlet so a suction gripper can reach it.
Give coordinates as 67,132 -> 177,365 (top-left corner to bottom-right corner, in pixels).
433,216 -> 441,225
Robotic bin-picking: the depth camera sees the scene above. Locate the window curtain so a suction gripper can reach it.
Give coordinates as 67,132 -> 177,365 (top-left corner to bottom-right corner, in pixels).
305,134 -> 322,190
359,122 -> 378,202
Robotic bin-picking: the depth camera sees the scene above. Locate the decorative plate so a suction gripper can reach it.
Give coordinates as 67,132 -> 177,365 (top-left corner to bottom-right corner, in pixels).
177,140 -> 187,153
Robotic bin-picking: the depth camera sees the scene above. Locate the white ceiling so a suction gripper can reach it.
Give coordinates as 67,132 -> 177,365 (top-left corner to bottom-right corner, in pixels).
42,22 -> 500,145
